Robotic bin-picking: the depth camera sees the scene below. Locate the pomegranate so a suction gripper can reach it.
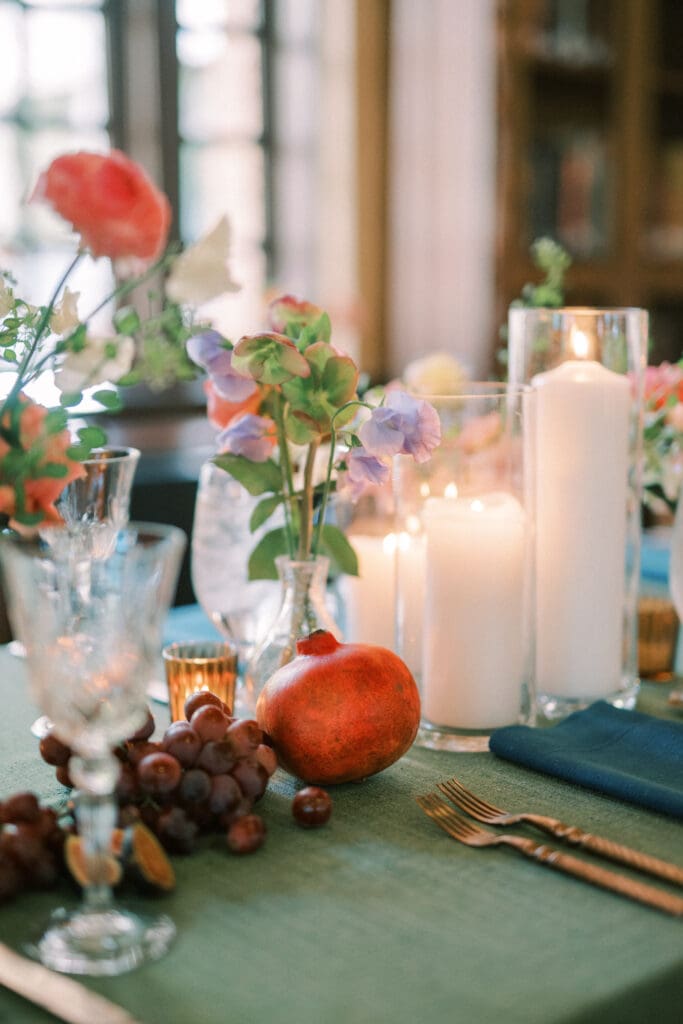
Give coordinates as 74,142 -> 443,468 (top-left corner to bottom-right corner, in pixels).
255,631 -> 420,784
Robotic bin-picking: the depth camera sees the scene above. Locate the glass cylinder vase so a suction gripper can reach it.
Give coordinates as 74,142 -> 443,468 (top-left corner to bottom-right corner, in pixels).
243,555 -> 342,713
507,306 -> 647,720
395,384 -> 536,751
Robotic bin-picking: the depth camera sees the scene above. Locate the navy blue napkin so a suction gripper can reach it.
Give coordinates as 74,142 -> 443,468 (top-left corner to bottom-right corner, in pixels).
489,702 -> 683,819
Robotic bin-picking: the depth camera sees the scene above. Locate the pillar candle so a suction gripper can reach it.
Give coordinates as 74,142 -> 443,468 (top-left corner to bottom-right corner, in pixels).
341,533 -> 397,648
422,492 -> 527,729
532,359 -> 631,698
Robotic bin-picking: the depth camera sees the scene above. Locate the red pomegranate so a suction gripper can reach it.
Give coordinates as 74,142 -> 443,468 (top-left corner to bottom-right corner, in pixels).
255,631 -> 421,784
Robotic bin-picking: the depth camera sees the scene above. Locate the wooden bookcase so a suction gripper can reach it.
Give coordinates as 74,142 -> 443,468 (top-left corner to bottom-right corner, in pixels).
495,0 -> 683,364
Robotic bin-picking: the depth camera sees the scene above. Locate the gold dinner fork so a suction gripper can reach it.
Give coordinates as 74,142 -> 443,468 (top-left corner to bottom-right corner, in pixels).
416,793 -> 683,917
438,777 -> 683,887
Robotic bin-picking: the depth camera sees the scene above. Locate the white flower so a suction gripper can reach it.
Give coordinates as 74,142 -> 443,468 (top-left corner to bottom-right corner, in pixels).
403,351 -> 467,395
0,281 -> 13,318
165,216 -> 240,306
50,287 -> 80,335
55,334 -> 135,394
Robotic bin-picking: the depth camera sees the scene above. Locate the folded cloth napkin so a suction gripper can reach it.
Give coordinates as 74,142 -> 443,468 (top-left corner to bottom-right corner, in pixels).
489,701 -> 683,819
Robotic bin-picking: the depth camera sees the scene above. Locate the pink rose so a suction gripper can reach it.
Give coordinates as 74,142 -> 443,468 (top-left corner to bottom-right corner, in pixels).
32,150 -> 171,262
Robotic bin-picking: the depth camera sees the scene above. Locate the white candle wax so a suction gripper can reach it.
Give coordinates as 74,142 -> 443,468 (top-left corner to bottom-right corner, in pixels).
532,359 -> 631,698
422,492 -> 527,730
341,534 -> 396,648
396,531 -> 426,675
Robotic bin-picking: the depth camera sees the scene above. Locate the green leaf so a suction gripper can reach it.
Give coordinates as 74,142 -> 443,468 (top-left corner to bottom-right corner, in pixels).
113,306 -> 141,335
12,509 -> 44,527
249,493 -> 283,533
248,527 -> 290,580
318,524 -> 359,577
92,389 -> 124,411
66,443 -> 91,461
37,462 -> 69,479
77,425 -> 107,448
44,409 -> 68,435
2,349 -> 17,362
59,392 -> 83,408
212,454 -> 283,496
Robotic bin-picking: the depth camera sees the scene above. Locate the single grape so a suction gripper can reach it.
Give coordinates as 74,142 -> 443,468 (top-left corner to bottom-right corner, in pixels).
218,797 -> 253,830
126,740 -> 161,767
1,825 -> 54,884
129,708 -> 155,742
225,719 -> 262,758
162,722 -> 202,767
190,705 -> 230,743
184,690 -> 223,721
115,763 -> 139,803
231,760 -> 269,802
208,774 -> 242,816
226,813 -> 266,854
55,764 -> 73,789
256,744 -> 278,777
196,739 -> 236,776
156,807 -> 198,855
1,792 -> 41,825
178,768 -> 212,805
292,786 -> 332,828
32,808 -> 59,840
137,752 -> 182,796
38,732 -> 71,767
118,804 -> 142,828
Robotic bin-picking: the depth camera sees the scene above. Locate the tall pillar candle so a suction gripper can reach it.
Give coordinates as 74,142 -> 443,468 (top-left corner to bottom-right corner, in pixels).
341,534 -> 396,648
532,360 -> 631,698
422,492 -> 527,729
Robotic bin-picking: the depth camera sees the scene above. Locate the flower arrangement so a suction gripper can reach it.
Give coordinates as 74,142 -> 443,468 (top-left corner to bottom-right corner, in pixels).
642,361 -> 683,513
186,296 -> 442,579
0,149 -> 235,527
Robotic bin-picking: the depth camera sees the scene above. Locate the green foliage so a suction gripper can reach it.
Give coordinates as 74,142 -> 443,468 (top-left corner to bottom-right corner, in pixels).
248,527 -> 291,580
212,453 -> 283,495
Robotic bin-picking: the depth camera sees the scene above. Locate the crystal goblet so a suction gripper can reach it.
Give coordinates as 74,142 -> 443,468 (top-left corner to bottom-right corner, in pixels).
25,446 -> 140,737
0,522 -> 185,976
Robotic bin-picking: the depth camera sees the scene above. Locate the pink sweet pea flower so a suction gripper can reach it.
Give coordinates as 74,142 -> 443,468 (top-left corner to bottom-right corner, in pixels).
339,448 -> 391,501
217,414 -> 276,463
187,331 -> 257,403
359,390 -> 441,463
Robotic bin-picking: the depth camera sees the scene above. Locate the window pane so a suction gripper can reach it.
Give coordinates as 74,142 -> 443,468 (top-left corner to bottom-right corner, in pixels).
0,125 -> 23,237
0,4 -> 22,115
178,30 -> 262,140
274,49 -> 318,147
275,0 -> 319,44
25,9 -> 109,127
176,0 -> 260,31
180,141 -> 265,244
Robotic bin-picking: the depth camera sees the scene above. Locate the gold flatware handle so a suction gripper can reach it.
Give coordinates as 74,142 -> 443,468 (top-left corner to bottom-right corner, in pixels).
525,814 -> 683,887
519,841 -> 683,917
0,942 -> 144,1024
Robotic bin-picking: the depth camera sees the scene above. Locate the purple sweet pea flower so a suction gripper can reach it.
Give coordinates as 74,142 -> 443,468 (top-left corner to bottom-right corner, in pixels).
187,330 -> 257,402
359,390 -> 441,463
216,414 -> 275,463
339,447 -> 390,501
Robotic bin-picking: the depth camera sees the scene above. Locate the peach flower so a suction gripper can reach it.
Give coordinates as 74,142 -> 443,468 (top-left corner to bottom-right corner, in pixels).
203,379 -> 262,431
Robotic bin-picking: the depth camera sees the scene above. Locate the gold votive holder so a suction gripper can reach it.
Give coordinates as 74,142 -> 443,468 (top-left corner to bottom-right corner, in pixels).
637,597 -> 680,681
162,641 -> 237,721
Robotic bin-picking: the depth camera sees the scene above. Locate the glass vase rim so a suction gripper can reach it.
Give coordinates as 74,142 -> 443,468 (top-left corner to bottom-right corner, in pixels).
406,382 -> 533,402
508,305 -> 648,320
162,640 -> 237,664
78,445 -> 141,464
0,520 -> 185,557
274,553 -> 330,570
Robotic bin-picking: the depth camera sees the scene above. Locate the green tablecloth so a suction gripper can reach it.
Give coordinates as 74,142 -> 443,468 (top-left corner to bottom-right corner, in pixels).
0,645 -> 681,1024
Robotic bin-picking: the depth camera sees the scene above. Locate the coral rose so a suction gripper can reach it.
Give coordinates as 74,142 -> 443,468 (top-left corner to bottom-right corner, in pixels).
0,396 -> 85,525
32,150 -> 171,262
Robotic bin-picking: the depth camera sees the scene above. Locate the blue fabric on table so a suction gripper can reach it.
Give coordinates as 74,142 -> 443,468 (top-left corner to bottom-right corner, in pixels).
490,701 -> 683,819
641,532 -> 671,583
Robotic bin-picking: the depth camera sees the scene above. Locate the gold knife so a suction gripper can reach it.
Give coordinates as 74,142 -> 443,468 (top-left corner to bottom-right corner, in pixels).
0,943 -> 143,1024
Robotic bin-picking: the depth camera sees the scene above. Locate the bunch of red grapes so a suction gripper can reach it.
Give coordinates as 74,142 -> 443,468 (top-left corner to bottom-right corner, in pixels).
0,792 -> 65,902
40,691 -> 278,855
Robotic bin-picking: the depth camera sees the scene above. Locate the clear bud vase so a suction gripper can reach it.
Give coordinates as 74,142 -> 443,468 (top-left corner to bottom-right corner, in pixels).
243,555 -> 341,712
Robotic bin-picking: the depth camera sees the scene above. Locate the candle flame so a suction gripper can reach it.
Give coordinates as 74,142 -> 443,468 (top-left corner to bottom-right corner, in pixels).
444,482 -> 458,499
405,514 -> 421,534
570,326 -> 591,359
470,499 -> 484,513
382,533 -> 397,555
419,482 -> 431,498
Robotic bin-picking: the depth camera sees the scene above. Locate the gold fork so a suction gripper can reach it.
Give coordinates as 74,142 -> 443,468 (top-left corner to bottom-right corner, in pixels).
438,777 -> 683,887
416,793 -> 683,917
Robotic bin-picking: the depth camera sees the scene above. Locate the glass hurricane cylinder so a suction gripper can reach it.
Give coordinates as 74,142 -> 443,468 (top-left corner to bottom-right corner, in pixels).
244,555 -> 341,713
395,385 -> 536,751
0,522 -> 185,976
507,306 -> 647,720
